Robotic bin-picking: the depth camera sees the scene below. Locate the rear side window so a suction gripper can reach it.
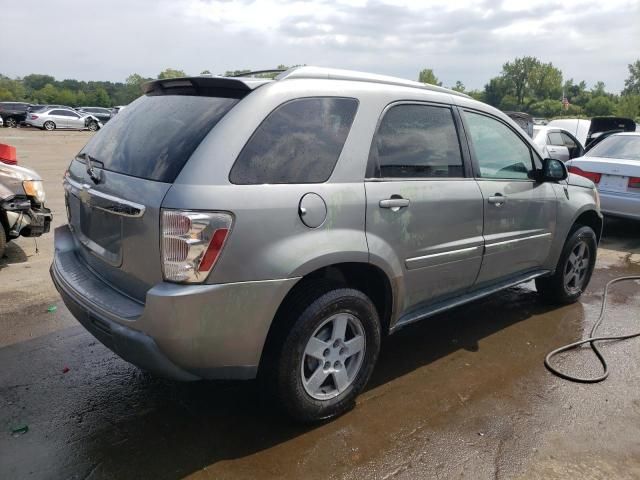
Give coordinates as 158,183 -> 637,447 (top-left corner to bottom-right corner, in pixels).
547,131 -> 564,146
369,103 -> 464,178
79,95 -> 240,182
229,97 -> 358,184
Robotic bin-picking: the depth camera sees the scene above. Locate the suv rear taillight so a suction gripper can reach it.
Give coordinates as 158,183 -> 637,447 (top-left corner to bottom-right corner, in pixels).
628,177 -> 640,189
161,210 -> 233,283
568,166 -> 601,184
30,115 -> 38,119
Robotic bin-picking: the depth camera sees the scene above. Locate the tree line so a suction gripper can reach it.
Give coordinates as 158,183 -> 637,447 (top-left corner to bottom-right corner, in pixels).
420,57 -> 640,120
1,59 -> 638,120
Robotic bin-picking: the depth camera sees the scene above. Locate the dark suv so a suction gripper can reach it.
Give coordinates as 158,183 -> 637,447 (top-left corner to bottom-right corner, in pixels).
0,102 -> 30,128
76,107 -> 113,124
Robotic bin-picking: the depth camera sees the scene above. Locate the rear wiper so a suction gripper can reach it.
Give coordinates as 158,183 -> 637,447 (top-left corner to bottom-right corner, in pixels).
77,152 -> 104,184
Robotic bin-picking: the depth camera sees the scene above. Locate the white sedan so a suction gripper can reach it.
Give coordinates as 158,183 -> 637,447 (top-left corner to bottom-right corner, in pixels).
566,132 -> 640,220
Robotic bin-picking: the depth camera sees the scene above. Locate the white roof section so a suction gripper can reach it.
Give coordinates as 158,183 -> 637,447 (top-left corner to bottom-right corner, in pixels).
277,66 -> 470,98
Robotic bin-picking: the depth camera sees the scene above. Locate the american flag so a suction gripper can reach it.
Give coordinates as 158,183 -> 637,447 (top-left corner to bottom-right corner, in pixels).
562,89 -> 570,109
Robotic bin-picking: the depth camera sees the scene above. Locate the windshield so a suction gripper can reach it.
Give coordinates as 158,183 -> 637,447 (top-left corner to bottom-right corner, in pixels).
585,135 -> 640,161
78,94 -> 239,182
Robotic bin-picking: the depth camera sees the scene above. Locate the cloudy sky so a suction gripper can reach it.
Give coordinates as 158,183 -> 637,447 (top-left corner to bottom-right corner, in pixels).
1,0 -> 638,92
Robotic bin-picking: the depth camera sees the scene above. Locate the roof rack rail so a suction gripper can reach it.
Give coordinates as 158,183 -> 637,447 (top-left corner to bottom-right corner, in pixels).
276,66 -> 470,98
228,69 -> 286,78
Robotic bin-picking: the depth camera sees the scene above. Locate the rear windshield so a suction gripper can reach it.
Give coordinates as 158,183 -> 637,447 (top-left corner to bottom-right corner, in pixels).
78,94 -> 239,182
585,135 -> 640,160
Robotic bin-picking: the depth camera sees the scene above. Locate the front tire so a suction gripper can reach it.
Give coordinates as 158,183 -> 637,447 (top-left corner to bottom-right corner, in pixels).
87,121 -> 99,132
264,285 -> 381,423
536,225 -> 597,304
43,121 -> 56,131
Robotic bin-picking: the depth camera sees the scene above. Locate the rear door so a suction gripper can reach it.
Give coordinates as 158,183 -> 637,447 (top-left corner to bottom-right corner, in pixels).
48,109 -> 69,128
461,109 -> 557,285
64,91 -> 242,301
364,102 -> 484,312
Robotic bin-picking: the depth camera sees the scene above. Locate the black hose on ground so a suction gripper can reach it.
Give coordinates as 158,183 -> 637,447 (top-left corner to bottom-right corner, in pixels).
545,275 -> 640,383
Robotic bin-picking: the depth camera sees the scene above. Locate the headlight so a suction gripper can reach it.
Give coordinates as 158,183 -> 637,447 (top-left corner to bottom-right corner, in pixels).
23,180 -> 46,203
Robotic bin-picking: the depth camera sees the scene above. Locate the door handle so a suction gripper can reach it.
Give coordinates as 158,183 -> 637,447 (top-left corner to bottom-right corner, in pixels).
379,197 -> 410,211
488,194 -> 507,206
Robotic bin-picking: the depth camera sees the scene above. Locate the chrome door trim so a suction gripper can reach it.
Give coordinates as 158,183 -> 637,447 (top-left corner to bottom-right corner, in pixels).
64,175 -> 146,218
485,232 -> 552,252
406,245 -> 483,270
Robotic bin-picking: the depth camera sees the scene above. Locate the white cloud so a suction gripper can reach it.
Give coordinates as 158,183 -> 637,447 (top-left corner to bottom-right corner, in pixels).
0,0 -> 637,92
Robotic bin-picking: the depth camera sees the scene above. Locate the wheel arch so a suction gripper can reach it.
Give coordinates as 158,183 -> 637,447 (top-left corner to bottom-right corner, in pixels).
258,261 -> 395,371
572,208 -> 603,243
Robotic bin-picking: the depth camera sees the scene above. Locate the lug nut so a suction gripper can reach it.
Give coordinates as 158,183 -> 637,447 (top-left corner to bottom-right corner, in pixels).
324,361 -> 331,369
339,347 -> 347,355
333,340 -> 340,348
323,348 -> 330,357
334,361 -> 341,369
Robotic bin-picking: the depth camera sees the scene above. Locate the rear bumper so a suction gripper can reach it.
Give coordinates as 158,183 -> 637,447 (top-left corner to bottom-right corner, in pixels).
599,190 -> 640,221
51,224 -> 299,381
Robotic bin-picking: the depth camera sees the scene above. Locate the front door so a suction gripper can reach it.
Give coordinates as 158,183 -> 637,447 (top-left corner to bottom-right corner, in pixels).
365,102 -> 484,314
461,110 -> 557,285
66,111 -> 85,130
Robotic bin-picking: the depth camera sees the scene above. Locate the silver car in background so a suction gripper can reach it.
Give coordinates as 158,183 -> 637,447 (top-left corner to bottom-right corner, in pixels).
25,107 -> 101,131
566,132 -> 640,220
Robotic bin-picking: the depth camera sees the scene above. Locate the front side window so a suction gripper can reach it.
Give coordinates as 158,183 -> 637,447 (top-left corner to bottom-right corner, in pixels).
369,104 -> 464,178
464,111 -> 534,180
230,97 -> 358,184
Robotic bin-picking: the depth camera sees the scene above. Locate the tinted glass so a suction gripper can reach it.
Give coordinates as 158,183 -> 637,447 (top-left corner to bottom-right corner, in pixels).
49,110 -> 66,116
79,94 -> 239,182
230,97 -> 358,184
585,135 -> 640,160
464,111 -> 533,180
371,104 -> 463,178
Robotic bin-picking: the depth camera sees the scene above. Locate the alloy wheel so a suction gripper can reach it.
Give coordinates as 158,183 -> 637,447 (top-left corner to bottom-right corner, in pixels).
564,240 -> 590,294
301,312 -> 366,400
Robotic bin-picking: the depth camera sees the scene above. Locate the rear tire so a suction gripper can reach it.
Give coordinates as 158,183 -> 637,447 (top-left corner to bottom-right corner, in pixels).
262,283 -> 381,423
536,225 -> 597,304
43,121 -> 55,131
6,117 -> 17,128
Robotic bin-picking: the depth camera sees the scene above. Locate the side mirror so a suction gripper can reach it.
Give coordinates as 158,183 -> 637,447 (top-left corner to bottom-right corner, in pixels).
539,158 -> 568,182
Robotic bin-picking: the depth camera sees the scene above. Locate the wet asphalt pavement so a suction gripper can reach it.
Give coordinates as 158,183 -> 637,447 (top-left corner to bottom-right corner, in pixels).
1,130 -> 640,479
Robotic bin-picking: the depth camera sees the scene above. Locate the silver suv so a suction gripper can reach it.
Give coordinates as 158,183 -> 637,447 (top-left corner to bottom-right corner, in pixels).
51,67 -> 602,422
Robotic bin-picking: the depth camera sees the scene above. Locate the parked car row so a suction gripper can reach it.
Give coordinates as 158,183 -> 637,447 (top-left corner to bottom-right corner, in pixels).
529,117 -> 639,221
0,101 -> 125,130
